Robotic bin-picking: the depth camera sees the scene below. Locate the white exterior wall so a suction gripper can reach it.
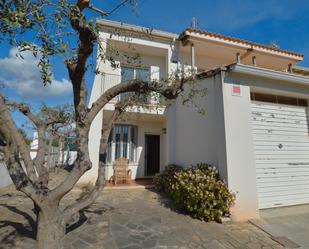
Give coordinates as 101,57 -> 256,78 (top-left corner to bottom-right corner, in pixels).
84,31 -> 175,183
166,104 -> 176,164
103,120 -> 166,180
136,121 -> 167,178
99,31 -> 177,81
222,69 -> 309,220
169,69 -> 309,221
85,21 -> 309,221
81,53 -> 104,183
221,73 -> 260,220
169,74 -> 228,178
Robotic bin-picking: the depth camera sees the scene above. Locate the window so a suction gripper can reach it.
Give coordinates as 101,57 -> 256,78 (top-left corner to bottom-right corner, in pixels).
251,92 -> 308,107
107,125 -> 137,163
121,66 -> 150,102
121,66 -> 150,82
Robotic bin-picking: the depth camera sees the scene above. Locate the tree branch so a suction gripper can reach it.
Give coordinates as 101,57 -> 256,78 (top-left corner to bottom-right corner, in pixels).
6,101 -> 63,186
95,0 -> 130,16
0,96 -> 38,182
34,124 -> 49,187
67,3 -> 96,122
1,140 -> 37,201
87,77 -> 191,125
50,1 -> 100,201
7,101 -> 39,125
62,101 -> 127,220
77,0 -> 130,16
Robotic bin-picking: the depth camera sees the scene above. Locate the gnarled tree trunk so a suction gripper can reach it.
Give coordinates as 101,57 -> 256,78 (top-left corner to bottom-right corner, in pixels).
36,203 -> 66,249
0,1 -> 193,248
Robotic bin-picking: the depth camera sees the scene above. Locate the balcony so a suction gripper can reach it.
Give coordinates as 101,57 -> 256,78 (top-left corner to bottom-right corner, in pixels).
101,73 -> 165,108
101,73 -> 121,96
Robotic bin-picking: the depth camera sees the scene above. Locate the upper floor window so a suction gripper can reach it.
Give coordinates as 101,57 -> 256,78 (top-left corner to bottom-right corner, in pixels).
251,92 -> 308,107
121,66 -> 150,82
121,66 -> 150,102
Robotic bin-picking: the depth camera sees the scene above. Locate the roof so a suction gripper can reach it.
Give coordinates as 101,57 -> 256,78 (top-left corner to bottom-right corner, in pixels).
182,28 -> 304,59
198,63 -> 309,86
96,19 -> 304,60
96,19 -> 178,40
292,65 -> 309,76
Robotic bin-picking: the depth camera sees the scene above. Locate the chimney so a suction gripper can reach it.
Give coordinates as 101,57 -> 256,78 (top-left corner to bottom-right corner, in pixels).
191,17 -> 198,29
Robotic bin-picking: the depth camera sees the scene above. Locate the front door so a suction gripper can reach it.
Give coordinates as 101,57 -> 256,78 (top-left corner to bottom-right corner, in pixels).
145,135 -> 160,176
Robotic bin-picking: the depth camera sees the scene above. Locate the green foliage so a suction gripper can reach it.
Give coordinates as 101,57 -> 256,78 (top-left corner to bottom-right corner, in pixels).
154,163 -> 235,222
0,0 -> 92,84
0,0 -> 140,85
39,104 -> 74,124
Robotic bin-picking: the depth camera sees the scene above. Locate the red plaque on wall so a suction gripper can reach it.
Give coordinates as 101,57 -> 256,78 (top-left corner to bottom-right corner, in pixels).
232,84 -> 241,96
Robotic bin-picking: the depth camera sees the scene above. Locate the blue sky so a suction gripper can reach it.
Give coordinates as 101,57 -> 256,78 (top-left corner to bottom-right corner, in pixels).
1,0 -> 309,135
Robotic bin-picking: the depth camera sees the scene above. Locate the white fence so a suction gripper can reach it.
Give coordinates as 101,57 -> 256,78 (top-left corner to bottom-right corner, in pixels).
0,146 -> 77,189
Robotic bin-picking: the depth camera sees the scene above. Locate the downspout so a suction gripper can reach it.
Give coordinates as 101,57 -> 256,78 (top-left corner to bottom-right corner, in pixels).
191,43 -> 196,72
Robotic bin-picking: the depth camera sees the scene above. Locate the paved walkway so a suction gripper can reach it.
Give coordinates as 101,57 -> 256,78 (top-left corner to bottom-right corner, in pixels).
251,205 -> 309,249
0,188 -> 283,249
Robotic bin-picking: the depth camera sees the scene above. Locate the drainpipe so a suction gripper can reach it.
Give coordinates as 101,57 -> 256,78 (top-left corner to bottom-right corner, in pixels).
236,53 -> 241,64
252,56 -> 257,67
288,63 -> 292,73
191,43 -> 196,72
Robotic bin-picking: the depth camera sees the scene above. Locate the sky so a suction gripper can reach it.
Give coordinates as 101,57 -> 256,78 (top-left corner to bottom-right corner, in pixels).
1,0 -> 309,136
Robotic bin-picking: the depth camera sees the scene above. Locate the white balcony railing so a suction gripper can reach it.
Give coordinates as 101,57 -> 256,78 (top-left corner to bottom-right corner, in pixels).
101,73 -> 164,106
101,72 -> 121,95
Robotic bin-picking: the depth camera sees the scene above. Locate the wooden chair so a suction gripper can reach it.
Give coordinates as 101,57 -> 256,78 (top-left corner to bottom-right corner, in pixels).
113,157 -> 132,184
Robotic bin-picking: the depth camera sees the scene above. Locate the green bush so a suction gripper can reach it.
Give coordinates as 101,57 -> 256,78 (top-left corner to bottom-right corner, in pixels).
154,163 -> 235,222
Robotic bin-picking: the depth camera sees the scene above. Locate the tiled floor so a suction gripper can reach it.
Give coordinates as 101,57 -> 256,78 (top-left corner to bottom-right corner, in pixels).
105,178 -> 154,189
251,205 -> 309,249
0,187 -> 283,249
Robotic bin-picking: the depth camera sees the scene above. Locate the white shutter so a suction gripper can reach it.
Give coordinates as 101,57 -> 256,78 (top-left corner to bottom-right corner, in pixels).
251,101 -> 309,209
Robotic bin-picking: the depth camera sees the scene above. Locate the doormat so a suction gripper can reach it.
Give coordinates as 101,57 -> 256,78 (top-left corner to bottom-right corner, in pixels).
271,236 -> 300,248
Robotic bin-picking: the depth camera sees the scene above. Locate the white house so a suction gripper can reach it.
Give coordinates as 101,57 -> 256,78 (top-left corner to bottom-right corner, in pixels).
86,19 -> 309,221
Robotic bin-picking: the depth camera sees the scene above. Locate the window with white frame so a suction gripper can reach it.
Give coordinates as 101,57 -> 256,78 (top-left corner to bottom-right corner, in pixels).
121,66 -> 150,102
121,66 -> 150,82
107,125 -> 137,162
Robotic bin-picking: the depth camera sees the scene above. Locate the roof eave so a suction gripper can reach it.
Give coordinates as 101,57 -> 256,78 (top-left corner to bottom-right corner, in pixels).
96,19 -> 178,41
184,30 -> 304,61
229,64 -> 309,86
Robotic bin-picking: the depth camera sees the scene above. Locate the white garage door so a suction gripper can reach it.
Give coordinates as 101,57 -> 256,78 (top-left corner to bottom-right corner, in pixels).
252,101 -> 309,209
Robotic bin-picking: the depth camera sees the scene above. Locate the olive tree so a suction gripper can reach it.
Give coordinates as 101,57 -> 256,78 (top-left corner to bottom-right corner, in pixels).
0,1 -> 197,248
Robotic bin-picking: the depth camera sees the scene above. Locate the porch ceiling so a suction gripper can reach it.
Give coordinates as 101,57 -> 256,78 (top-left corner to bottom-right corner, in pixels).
181,39 -> 299,72
103,109 -> 166,125
107,39 -> 168,57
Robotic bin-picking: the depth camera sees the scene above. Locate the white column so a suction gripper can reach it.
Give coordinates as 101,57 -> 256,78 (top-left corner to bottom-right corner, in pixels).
166,103 -> 176,164
221,76 -> 259,221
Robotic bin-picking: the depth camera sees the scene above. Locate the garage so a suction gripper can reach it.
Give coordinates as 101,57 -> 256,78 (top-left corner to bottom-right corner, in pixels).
251,93 -> 309,209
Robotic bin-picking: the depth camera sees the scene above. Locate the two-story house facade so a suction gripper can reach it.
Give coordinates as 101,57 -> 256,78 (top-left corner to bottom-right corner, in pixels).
86,19 -> 309,220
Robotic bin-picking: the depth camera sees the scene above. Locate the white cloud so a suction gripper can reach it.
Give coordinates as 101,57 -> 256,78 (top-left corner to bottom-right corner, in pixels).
0,47 -> 72,98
